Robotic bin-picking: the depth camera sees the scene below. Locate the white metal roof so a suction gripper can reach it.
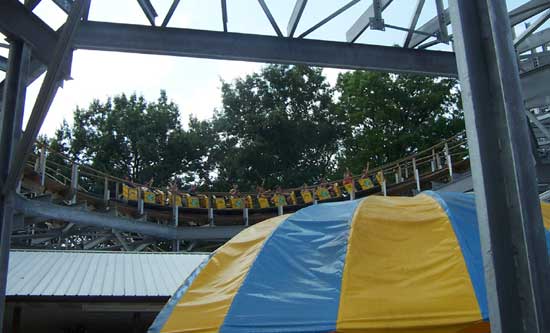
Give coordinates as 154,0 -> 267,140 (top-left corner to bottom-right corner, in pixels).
6,250 -> 208,297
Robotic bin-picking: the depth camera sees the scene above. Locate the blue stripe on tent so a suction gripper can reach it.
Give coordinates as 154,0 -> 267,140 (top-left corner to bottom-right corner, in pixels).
426,191 -> 489,321
220,200 -> 361,333
148,254 -> 212,333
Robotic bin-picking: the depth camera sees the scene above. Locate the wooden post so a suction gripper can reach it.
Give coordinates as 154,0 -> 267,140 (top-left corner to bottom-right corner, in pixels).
445,143 -> 453,181
172,202 -> 179,252
382,180 -> 387,196
39,146 -> 46,187
398,164 -> 403,182
137,187 -> 144,215
277,205 -> 283,216
208,208 -> 214,226
103,177 -> 110,204
413,158 -> 421,192
431,148 -> 436,172
70,163 -> 78,204
243,208 -> 249,226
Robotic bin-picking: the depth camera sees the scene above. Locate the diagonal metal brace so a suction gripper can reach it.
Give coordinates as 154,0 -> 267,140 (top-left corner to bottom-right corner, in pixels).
2,0 -> 90,196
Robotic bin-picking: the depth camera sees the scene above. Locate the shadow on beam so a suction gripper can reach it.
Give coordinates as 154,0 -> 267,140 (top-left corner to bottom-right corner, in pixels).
14,195 -> 244,241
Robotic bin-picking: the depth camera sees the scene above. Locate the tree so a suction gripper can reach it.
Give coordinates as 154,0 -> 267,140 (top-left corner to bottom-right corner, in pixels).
67,91 -> 205,186
212,64 -> 341,190
335,71 -> 464,173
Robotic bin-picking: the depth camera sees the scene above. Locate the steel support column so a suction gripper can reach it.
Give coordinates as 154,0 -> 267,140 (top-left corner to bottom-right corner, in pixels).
0,40 -> 29,332
3,0 -> 89,194
450,1 -> 550,332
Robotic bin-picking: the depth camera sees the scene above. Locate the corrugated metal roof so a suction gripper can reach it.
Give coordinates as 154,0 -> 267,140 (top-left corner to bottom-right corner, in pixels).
7,250 -> 208,297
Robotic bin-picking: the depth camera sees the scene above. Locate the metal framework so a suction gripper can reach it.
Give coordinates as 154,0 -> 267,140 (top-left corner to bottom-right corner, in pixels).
1,0 -> 550,332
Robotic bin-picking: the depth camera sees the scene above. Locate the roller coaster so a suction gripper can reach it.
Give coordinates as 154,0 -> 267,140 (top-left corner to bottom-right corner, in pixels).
13,131 -> 473,252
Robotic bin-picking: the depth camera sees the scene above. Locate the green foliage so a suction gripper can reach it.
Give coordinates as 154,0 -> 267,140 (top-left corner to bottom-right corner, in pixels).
335,71 -> 464,174
212,64 -> 340,190
47,66 -> 464,192
61,91 -> 210,186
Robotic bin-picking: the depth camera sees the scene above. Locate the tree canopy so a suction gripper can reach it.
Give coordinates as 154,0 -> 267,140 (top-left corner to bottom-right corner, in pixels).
65,91 -> 209,186
212,65 -> 340,190
335,71 -> 464,173
47,65 -> 464,191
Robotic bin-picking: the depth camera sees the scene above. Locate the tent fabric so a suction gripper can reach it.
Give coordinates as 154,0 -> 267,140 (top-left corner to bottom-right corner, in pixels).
150,193 -> 550,333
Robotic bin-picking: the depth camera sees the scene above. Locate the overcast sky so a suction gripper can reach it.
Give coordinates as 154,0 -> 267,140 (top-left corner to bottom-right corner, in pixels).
1,0 -> 534,136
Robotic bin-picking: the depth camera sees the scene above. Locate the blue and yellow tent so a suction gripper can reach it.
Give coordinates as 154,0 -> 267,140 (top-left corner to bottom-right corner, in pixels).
150,192 -> 550,333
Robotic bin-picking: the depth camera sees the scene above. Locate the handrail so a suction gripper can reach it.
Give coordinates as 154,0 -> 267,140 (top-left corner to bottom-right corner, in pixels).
32,130 -> 468,199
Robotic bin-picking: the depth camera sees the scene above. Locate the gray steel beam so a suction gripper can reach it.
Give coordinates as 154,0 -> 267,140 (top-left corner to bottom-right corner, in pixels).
403,0 -> 426,48
137,0 -> 157,26
450,0 -> 550,332
15,196 -> 244,241
52,0 -> 73,13
518,28 -> 550,54
435,0 -> 449,43
220,0 -> 228,32
509,0 -> 550,26
298,0 -> 360,38
0,56 -> 6,72
24,0 -> 42,10
74,21 -> 458,76
257,0 -> 283,37
83,234 -> 113,250
408,9 -> 450,48
346,0 -> 393,42
409,0 -> 550,49
113,230 -> 130,251
521,64 -> 550,109
526,109 -> 550,142
371,0 -> 385,31
3,0 -> 88,195
0,1 -> 69,77
515,10 -> 550,47
0,40 -> 30,333
287,0 -> 307,37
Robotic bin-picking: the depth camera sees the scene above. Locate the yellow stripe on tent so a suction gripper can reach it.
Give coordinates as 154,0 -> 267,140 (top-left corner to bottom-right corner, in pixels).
337,195 -> 483,332
539,201 -> 550,230
160,215 -> 287,333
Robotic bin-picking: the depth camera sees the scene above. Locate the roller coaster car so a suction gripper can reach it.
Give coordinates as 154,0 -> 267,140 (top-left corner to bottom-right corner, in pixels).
289,191 -> 298,205
257,196 -> 270,209
199,195 -> 210,209
316,187 -> 331,201
344,182 -> 355,194
168,194 -> 183,207
122,184 -> 139,202
186,195 -> 201,208
144,191 -> 157,205
332,183 -> 342,197
245,195 -> 254,209
213,196 -> 227,209
272,194 -> 287,207
358,178 -> 374,190
155,191 -> 166,206
230,197 -> 245,209
301,190 -> 314,204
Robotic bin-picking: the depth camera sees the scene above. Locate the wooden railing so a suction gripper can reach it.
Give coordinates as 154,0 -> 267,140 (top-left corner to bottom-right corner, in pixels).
23,131 -> 469,224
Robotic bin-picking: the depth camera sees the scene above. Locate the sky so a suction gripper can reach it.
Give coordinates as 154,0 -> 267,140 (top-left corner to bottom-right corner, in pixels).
0,0 -> 537,136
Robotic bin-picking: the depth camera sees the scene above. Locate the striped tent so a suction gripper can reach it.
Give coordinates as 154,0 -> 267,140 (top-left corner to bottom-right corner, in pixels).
150,192 -> 550,333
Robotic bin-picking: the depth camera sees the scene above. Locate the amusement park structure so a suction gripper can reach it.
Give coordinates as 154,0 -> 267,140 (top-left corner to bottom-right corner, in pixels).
1,0 -> 550,332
